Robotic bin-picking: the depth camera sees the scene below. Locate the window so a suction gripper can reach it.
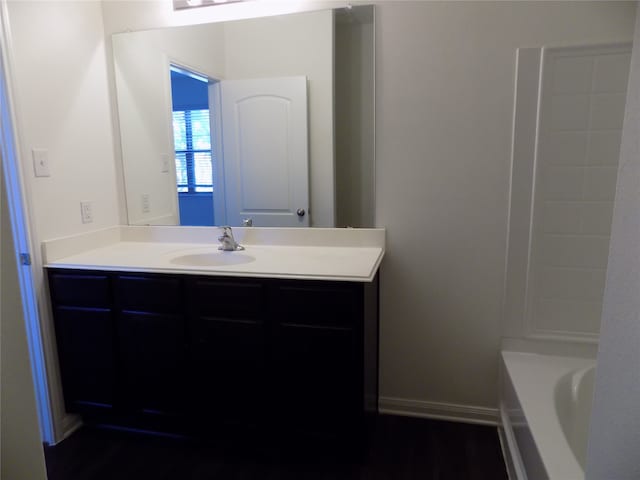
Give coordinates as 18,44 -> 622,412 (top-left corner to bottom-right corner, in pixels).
173,109 -> 213,193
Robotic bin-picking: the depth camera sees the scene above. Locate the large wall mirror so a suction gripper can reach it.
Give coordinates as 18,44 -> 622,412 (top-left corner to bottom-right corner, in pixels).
112,5 -> 374,228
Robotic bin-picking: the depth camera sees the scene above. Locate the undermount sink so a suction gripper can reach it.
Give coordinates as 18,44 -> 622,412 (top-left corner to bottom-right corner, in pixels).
169,251 -> 255,267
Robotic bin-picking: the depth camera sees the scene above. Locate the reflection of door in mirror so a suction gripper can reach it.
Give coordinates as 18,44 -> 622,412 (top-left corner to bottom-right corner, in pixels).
170,70 -> 311,227
170,65 -> 216,226
220,77 -> 310,227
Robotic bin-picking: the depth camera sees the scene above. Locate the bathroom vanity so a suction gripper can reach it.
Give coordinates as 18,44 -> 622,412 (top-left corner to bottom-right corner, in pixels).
44,226 -> 384,441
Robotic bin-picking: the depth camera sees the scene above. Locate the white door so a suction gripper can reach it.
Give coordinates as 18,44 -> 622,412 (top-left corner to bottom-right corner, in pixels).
220,76 -> 309,227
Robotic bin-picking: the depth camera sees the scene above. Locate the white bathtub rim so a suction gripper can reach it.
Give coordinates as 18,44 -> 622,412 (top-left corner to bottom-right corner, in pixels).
502,351 -> 595,480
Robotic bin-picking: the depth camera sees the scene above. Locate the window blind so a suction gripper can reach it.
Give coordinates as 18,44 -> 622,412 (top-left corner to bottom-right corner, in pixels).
173,109 -> 213,193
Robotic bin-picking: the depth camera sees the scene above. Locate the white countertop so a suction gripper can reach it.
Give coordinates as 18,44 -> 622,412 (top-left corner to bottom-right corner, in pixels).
43,226 -> 385,282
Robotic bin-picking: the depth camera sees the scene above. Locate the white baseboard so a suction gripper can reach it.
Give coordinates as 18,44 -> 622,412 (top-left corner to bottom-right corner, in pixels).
378,396 -> 500,426
55,413 -> 82,445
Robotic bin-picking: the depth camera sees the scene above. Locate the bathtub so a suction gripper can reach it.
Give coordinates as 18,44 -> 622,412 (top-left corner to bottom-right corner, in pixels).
500,351 -> 596,480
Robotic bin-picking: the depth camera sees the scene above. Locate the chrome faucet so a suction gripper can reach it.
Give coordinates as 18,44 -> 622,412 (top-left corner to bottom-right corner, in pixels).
218,226 -> 243,251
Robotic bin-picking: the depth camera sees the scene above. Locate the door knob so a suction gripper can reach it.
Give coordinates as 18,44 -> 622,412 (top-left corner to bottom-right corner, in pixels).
296,208 -> 306,217
243,218 -> 253,227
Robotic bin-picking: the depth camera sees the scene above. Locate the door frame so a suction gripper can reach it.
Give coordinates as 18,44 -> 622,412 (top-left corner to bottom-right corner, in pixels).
167,59 -> 223,226
0,0 -> 56,443
210,80 -> 226,226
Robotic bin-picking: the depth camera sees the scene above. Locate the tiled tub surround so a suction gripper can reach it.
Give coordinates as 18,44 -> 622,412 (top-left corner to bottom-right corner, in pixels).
42,226 -> 385,281
504,43 -> 631,342
500,351 -> 596,480
529,44 -> 631,339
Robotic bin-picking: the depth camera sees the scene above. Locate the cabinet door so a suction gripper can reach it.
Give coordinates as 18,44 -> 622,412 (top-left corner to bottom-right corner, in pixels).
116,275 -> 186,420
49,271 -> 115,414
54,306 -> 115,413
270,281 -> 363,434
118,311 -> 186,417
188,278 -> 267,427
274,324 -> 358,434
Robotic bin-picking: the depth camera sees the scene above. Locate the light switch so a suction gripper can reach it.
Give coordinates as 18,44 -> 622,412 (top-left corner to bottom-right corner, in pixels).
32,148 -> 50,177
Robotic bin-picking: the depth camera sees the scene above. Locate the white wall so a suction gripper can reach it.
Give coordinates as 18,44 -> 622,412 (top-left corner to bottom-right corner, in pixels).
586,10 -> 640,479
375,1 -> 636,415
113,23 -> 225,225
1,168 -> 48,480
6,1 -> 120,239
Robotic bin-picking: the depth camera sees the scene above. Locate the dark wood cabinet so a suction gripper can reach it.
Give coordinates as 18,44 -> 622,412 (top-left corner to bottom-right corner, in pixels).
187,277 -> 268,428
47,268 -> 378,440
118,311 -> 186,418
52,306 -> 115,413
115,275 -> 186,424
270,280 -> 363,435
48,272 -> 115,414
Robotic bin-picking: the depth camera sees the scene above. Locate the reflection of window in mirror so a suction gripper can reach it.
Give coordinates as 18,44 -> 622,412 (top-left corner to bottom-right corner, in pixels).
173,109 -> 212,193
170,65 -> 216,226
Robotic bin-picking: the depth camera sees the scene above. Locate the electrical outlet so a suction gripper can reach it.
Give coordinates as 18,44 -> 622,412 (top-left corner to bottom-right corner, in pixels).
32,148 -> 51,177
142,194 -> 151,214
80,201 -> 93,224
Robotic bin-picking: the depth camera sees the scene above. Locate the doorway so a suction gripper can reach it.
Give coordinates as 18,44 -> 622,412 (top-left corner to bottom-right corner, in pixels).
170,65 -> 216,226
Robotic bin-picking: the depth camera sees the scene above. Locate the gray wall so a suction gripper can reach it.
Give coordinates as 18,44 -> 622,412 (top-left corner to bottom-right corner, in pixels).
375,1 -> 636,413
586,8 -> 640,479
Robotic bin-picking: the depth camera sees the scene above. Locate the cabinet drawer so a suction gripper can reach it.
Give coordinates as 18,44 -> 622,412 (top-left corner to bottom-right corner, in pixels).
271,282 -> 362,328
49,272 -> 110,308
117,275 -> 182,313
188,278 -> 264,319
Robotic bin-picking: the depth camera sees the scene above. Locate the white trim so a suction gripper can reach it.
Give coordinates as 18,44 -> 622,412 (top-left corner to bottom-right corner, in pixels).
502,47 -> 542,339
501,337 -> 598,359
56,413 -> 82,446
129,213 -> 179,227
525,331 -> 598,345
0,0 -> 56,443
378,396 -> 499,426
371,5 -> 376,229
522,44 -> 545,340
210,80 -> 226,226
498,428 -> 518,480
499,405 -> 528,480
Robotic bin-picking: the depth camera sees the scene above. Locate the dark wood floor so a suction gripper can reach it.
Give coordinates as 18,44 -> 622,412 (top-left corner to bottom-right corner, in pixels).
44,415 -> 508,480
